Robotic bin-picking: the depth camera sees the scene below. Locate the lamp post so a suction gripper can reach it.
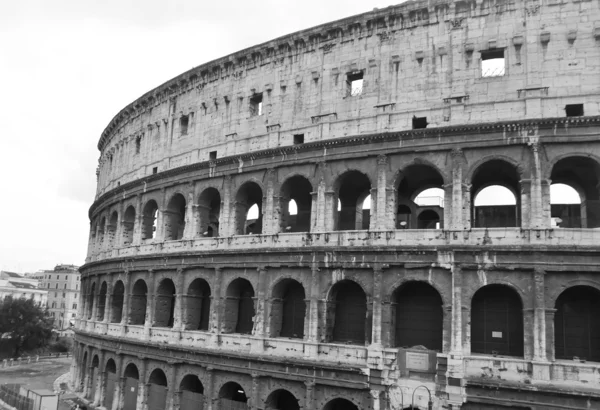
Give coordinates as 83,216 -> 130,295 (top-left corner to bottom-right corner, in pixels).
412,385 -> 433,410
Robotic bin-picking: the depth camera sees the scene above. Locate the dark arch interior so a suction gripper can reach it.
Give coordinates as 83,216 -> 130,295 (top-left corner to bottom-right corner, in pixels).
336,171 -> 371,231
198,187 -> 221,237
471,285 -> 523,357
271,279 -> 306,339
224,279 -> 255,334
108,211 -> 118,246
124,364 -> 139,379
180,375 -> 204,393
551,157 -> 600,228
105,359 -> 116,373
472,160 -> 521,228
165,194 -> 186,240
323,398 -> 359,410
123,206 -> 136,245
185,279 -> 211,331
394,281 -> 443,351
110,281 -> 125,323
87,283 -> 96,320
142,200 -> 159,240
97,282 -> 108,321
555,286 -> 600,362
154,279 -> 176,328
219,382 -> 247,403
91,355 -> 99,368
129,280 -> 148,325
329,280 -> 368,345
235,182 -> 263,235
265,389 -> 300,410
149,369 -> 167,386
397,164 -> 444,229
417,209 -> 441,229
280,175 -> 313,233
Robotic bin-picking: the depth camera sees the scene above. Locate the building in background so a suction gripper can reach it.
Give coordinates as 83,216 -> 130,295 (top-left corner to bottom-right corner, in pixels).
0,272 -> 47,307
40,265 -> 80,332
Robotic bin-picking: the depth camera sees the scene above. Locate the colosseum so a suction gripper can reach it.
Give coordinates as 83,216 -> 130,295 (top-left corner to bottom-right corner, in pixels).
73,0 -> 600,409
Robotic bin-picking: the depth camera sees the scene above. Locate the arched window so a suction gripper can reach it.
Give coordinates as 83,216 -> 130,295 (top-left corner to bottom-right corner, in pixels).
223,279 -> 255,334
123,364 -> 139,410
335,171 -> 371,231
471,285 -> 523,357
323,398 -> 359,410
198,188 -> 221,237
89,355 -> 99,400
129,280 -> 147,325
555,286 -> 600,361
180,375 -> 205,410
235,182 -> 263,235
97,282 -> 107,322
154,279 -> 176,328
218,382 -> 248,409
103,359 -> 117,410
147,369 -> 168,410
270,279 -> 306,339
550,183 -> 581,228
265,389 -> 300,410
280,175 -> 313,233
551,157 -> 600,228
107,211 -> 118,248
185,279 -> 211,331
142,200 -> 158,240
87,283 -> 95,320
328,280 -> 369,345
397,165 -> 445,229
122,206 -> 136,245
393,282 -> 443,350
80,351 -> 88,387
110,281 -> 125,323
471,160 -> 521,228
164,194 -> 186,240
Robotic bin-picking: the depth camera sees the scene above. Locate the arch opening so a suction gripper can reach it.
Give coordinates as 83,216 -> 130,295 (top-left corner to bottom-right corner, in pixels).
103,359 -> 118,410
122,206 -> 136,245
142,200 -> 159,240
471,285 -> 523,357
396,165 -> 445,229
198,187 -> 221,237
110,281 -> 125,323
328,280 -> 369,345
185,279 -> 211,331
551,157 -> 600,228
323,398 -> 359,410
129,280 -> 148,325
235,182 -> 264,235
471,160 -> 521,228
97,282 -> 107,322
154,279 -> 176,328
265,389 -> 300,410
555,286 -> 600,362
165,194 -> 186,240
280,175 -> 313,233
393,281 -> 443,351
218,382 -> 248,408
148,369 -> 168,410
224,279 -> 255,334
97,217 -> 106,248
107,211 -> 118,248
335,171 -> 371,231
180,375 -> 205,410
123,363 -> 139,410
270,279 -> 306,339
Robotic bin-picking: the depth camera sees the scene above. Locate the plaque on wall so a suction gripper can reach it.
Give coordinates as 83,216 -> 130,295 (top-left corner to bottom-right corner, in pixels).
406,351 -> 430,370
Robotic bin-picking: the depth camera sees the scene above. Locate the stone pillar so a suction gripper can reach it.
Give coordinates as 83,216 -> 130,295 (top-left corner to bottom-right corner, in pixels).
264,168 -> 278,234
155,188 -> 167,241
520,179 -> 532,229
133,195 -> 143,245
144,271 -> 156,338
307,265 -> 320,343
138,359 -> 148,410
451,264 -> 463,354
304,381 -> 315,410
94,350 -> 106,406
254,267 -> 268,337
368,188 -> 378,230
113,355 -> 124,410
251,373 -> 261,410
174,268 -> 186,331
84,365 -> 93,398
167,364 -> 178,410
545,308 -> 557,361
191,204 -> 203,237
533,268 -> 547,361
527,142 -> 550,229
370,390 -> 381,410
324,191 -> 336,231
449,149 -> 468,230
211,268 -> 223,340
375,154 -> 389,230
91,280 -> 99,322
104,280 -> 113,324
183,192 -> 195,239
221,176 -> 233,236
371,265 -> 385,346
310,191 -> 318,232
205,367 -> 215,410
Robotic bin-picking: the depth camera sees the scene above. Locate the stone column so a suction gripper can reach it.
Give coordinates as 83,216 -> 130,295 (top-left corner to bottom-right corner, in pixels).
520,179 -> 532,229
113,355 -> 124,410
528,142 -> 549,228
254,267 -> 268,337
84,365 -> 93,398
138,359 -> 148,410
533,268 -> 547,361
94,350 -> 106,406
250,373 -> 261,410
264,168 -> 278,234
167,364 -> 178,410
545,308 -> 557,361
451,264 -> 463,354
310,191 -> 318,232
313,161 -> 329,232
324,191 -> 336,231
183,192 -> 195,239
375,154 -> 389,230
205,367 -> 215,410
211,268 -> 223,342
370,390 -> 381,410
448,149 -> 468,230
155,188 -> 167,241
144,270 -> 156,339
371,265 -> 385,346
121,271 -> 131,333
306,265 -> 320,343
221,176 -> 233,236
104,280 -> 114,324
304,381 -> 315,410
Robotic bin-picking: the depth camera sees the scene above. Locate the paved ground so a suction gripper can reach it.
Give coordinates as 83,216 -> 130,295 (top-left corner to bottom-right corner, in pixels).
0,358 -> 83,410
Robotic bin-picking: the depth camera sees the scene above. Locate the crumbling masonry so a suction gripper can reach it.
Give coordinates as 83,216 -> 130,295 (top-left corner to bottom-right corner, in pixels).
74,0 -> 600,409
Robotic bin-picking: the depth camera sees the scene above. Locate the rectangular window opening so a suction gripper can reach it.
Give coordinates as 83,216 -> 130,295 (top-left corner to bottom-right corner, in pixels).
135,136 -> 141,154
293,134 -> 304,145
481,49 -> 505,77
347,71 -> 364,96
250,93 -> 263,116
209,151 -> 217,160
180,115 -> 189,135
152,167 -> 158,174
412,116 -> 428,129
565,104 -> 584,117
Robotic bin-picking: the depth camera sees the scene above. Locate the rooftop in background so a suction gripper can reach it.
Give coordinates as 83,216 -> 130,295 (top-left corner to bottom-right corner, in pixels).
48,264 -> 79,273
0,271 -> 23,279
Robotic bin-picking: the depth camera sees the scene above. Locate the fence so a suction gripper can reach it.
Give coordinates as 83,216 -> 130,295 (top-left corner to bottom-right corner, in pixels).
1,353 -> 70,369
0,385 -> 34,410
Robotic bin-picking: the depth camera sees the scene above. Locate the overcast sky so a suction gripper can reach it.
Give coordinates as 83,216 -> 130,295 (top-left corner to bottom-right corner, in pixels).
0,0 -> 403,273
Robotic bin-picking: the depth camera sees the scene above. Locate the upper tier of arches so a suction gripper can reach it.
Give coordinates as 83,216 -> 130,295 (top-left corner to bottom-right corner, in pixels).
94,0 -> 600,196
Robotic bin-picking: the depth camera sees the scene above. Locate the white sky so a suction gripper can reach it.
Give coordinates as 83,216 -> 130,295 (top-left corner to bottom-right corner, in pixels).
0,1 -> 580,273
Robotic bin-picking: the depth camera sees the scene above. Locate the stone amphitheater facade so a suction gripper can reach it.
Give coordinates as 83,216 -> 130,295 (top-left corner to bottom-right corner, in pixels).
73,0 -> 600,409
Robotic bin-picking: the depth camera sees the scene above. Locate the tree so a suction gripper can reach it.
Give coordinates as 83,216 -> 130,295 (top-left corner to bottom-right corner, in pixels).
0,297 -> 53,357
